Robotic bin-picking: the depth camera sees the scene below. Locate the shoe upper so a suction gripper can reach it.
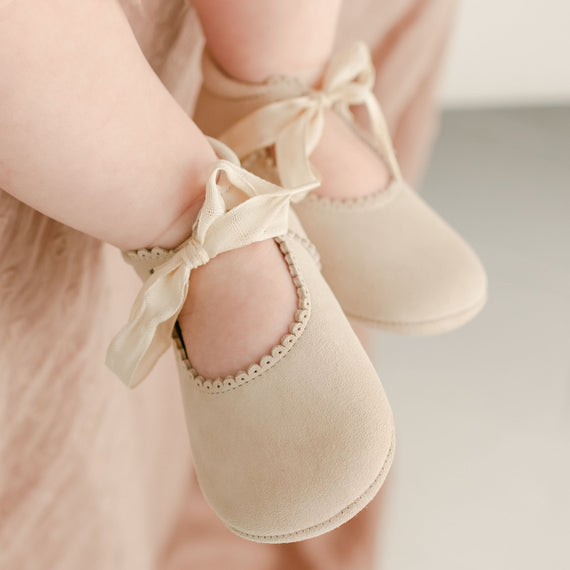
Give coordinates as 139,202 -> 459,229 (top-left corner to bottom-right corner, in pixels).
105,140 -> 395,542
177,232 -> 394,540
294,181 -> 487,331
194,42 -> 488,334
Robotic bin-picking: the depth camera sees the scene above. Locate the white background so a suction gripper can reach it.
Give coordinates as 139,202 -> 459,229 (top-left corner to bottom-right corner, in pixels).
441,0 -> 570,107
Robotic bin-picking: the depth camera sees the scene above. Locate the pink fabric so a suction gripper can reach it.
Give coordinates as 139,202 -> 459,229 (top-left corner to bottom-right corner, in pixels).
0,2 -> 454,568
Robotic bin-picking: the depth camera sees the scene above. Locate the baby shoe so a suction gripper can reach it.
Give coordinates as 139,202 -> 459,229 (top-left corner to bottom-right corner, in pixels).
194,42 -> 487,334
106,140 -> 395,543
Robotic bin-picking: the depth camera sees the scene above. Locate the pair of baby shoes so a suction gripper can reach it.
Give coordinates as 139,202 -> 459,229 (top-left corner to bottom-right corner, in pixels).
106,43 -> 486,543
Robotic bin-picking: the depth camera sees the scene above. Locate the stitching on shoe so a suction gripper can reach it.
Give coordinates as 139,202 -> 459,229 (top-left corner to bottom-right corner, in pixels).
123,246 -> 175,275
200,62 -> 308,102
299,181 -> 400,209
247,148 -> 401,210
228,427 -> 396,541
175,236 -> 312,394
285,230 -> 321,268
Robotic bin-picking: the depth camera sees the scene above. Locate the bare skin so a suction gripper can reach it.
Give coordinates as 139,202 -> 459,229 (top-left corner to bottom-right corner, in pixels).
310,110 -> 391,198
0,0 -> 295,379
1,0 -> 385,379
193,0 -> 391,199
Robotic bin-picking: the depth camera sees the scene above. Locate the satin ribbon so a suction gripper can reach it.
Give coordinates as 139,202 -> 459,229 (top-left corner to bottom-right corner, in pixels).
106,142 -> 318,389
220,42 -> 402,190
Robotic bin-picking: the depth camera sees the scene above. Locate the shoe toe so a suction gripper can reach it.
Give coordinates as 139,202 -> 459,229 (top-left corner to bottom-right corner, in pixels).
177,238 -> 395,542
294,181 -> 488,334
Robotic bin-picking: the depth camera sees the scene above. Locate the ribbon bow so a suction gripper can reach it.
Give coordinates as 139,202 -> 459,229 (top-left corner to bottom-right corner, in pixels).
106,142 -> 317,389
220,42 -> 402,189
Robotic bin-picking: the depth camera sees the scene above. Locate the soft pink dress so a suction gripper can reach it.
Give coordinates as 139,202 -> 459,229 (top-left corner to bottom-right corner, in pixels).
0,1 -> 454,568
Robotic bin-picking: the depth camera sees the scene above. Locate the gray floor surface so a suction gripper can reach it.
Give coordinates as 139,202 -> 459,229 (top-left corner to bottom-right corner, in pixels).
373,107 -> 570,570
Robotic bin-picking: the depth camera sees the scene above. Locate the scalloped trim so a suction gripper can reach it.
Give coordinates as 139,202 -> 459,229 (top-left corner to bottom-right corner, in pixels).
285,229 -> 321,269
299,179 -> 400,209
248,148 -> 401,211
122,246 -> 175,278
174,236 -> 311,394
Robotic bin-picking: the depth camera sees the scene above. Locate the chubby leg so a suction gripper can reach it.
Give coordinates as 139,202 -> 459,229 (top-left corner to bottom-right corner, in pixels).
193,0 -> 341,84
0,0 -> 297,378
192,0 -> 391,198
0,0 -> 217,250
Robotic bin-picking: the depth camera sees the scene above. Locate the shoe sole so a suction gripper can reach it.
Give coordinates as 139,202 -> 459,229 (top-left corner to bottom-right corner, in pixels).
347,291 -> 488,336
227,420 -> 396,543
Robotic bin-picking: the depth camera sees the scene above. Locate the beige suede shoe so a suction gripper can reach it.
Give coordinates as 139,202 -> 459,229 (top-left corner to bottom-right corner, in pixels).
106,140 -> 395,543
194,42 -> 487,335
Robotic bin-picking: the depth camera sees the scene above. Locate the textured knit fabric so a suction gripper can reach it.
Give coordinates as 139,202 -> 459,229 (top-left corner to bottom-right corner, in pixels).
0,0 -> 455,568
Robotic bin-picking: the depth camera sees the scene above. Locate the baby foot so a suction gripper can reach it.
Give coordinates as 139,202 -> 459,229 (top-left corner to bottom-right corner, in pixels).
310,109 -> 391,200
178,238 -> 297,379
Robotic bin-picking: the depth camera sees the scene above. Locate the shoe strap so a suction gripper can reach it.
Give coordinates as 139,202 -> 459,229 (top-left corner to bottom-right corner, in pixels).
106,138 -> 318,389
219,42 -> 403,190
